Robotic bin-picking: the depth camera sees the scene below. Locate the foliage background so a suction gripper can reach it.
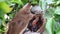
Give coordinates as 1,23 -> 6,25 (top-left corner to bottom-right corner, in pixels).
0,0 -> 60,34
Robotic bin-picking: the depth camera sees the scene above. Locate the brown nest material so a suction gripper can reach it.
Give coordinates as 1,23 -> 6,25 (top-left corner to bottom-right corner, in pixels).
7,3 -> 46,34
27,14 -> 45,33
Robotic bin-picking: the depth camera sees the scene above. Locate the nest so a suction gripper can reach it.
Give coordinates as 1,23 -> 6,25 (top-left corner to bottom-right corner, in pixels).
23,14 -> 45,34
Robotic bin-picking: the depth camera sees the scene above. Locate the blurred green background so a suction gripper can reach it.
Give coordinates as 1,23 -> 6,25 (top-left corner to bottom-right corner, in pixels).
0,0 -> 60,34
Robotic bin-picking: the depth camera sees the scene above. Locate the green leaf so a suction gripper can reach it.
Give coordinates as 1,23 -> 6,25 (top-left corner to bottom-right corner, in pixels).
0,19 -> 2,27
40,0 -> 47,11
46,17 -> 55,34
54,14 -> 60,22
48,7 -> 55,16
55,7 -> 60,15
44,7 -> 55,18
31,1 -> 38,4
39,0 -> 42,8
0,0 -> 4,2
21,0 -> 28,4
56,1 -> 60,6
5,0 -> 12,6
0,19 -> 4,33
56,26 -> 60,34
11,0 -> 23,5
46,0 -> 53,4
0,1 -> 12,13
